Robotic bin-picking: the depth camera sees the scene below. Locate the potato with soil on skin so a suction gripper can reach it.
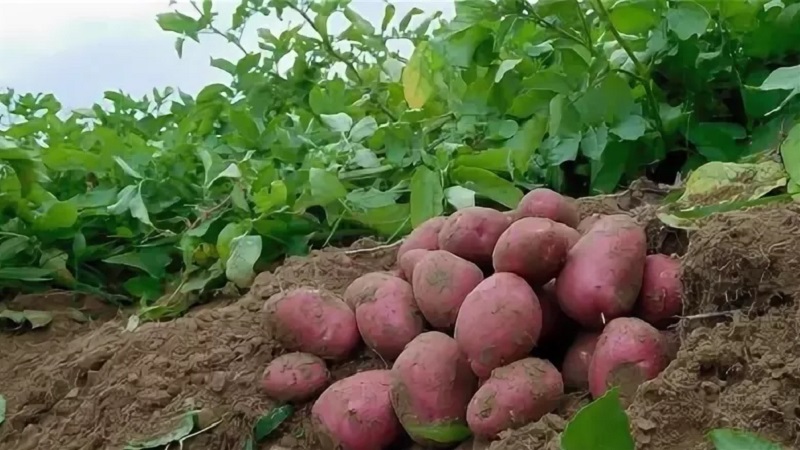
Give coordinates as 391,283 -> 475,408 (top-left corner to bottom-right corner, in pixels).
355,275 -> 424,361
263,288 -> 360,360
312,370 -> 400,450
513,188 -> 580,228
343,272 -> 396,310
561,332 -> 601,390
466,357 -> 564,440
398,248 -> 429,281
576,213 -> 605,234
396,216 -> 446,262
411,250 -> 484,330
556,214 -> 647,329
635,254 -> 683,327
535,280 -> 575,344
261,352 -> 330,402
454,273 -> 542,379
438,207 -> 512,265
390,331 -> 478,447
588,317 -> 669,399
492,218 -> 571,286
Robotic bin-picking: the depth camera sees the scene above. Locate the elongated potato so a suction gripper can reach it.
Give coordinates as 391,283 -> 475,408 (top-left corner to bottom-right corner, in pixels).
438,207 -> 512,265
556,214 -> 647,329
634,254 -> 683,327
466,358 -> 563,439
492,218 -> 571,286
397,217 -> 446,264
514,188 -> 580,228
412,250 -> 484,330
355,275 -> 424,360
390,332 -> 477,446
261,352 -> 330,402
454,273 -> 542,379
263,288 -> 360,360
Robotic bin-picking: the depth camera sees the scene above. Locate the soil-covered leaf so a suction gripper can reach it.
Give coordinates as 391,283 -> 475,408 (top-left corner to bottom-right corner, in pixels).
0,394 -> 5,426
123,411 -> 197,450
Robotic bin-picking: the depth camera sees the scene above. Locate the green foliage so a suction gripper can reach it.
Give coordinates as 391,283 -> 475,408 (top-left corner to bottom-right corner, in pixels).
2,0 -> 800,316
708,429 -> 786,450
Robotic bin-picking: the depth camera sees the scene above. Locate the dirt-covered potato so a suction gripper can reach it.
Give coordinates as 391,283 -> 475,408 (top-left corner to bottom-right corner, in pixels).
261,352 -> 330,402
343,272 -> 396,310
438,207 -> 512,265
561,332 -> 601,390
397,217 -> 446,264
635,254 -> 683,327
513,188 -> 580,228
411,250 -> 484,330
398,248 -> 429,281
492,217 -> 571,286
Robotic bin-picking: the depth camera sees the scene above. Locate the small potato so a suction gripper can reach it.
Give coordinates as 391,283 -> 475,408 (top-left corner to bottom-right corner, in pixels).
312,370 -> 400,450
412,250 -> 484,329
454,273 -> 542,379
556,214 -> 647,329
397,216 -> 446,263
343,272 -> 396,310
536,280 -> 574,344
561,332 -> 601,390
263,288 -> 360,360
493,218 -> 571,286
514,188 -> 580,228
634,254 -> 682,327
391,332 -> 477,446
466,358 -> 563,439
261,352 -> 330,402
588,317 -> 668,399
355,276 -> 424,360
398,249 -> 429,281
438,207 -> 512,265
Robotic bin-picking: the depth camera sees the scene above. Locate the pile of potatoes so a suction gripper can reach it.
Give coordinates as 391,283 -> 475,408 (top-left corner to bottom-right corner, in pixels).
260,188 -> 682,449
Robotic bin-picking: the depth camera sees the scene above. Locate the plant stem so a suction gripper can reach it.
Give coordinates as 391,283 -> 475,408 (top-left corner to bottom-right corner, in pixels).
520,1 -> 590,53
190,1 -> 248,54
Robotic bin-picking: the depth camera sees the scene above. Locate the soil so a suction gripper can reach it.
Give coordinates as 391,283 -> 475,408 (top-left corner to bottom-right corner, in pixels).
1,185 -> 799,450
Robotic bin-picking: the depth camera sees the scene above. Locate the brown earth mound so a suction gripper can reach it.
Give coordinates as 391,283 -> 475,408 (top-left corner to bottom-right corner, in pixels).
1,193 -> 798,450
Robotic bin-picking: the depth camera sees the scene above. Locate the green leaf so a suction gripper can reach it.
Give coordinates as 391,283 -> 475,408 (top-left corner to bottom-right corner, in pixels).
217,221 -> 251,262
450,166 -> 522,208
581,125 -> 609,160
347,203 -> 411,237
225,235 -> 262,288
33,201 -> 79,231
611,115 -> 647,141
781,124 -> 800,188
349,116 -> 378,142
546,134 -> 582,165
124,411 -> 197,450
591,141 -> 631,194
320,113 -> 353,133
405,422 -> 472,445
409,166 -> 444,227
403,42 -> 435,109
666,2 -> 711,40
309,168 -> 347,206
707,429 -> 784,450
750,64 -> 800,115
113,156 -> 144,179
129,184 -> 153,227
253,405 -> 294,442
0,236 -> 29,262
561,388 -> 634,450
609,0 -> 663,34
103,248 -> 173,279
253,181 -> 288,215
445,186 -> 475,209
495,59 -> 521,82
0,394 -> 5,425
156,12 -> 201,41
0,267 -> 53,281
229,108 -> 260,142
381,4 -> 396,33
0,309 -> 54,329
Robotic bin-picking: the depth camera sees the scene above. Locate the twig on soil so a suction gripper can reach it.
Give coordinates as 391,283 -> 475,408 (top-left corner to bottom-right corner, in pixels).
679,310 -> 741,321
178,419 -> 223,449
343,240 -> 403,255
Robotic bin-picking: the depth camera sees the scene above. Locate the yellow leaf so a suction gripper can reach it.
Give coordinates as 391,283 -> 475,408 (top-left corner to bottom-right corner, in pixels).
402,42 -> 434,109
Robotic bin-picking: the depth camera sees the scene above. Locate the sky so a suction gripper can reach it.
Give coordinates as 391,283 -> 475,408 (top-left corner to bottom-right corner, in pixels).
0,0 -> 455,110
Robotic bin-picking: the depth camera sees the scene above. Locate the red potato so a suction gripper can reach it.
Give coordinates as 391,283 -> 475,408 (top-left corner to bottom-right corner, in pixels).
355,276 -> 424,361
576,213 -> 605,234
454,273 -> 542,379
390,332 -> 478,446
263,288 -> 360,360
411,250 -> 484,329
398,249 -> 429,281
438,207 -> 512,265
635,254 -> 683,327
492,218 -> 571,286
514,188 -> 580,228
556,214 -> 647,329
536,280 -> 574,344
312,370 -> 400,450
397,216 -> 446,263
561,332 -> 601,390
261,352 -> 330,403
466,358 -> 563,440
588,317 -> 668,399
343,272 -> 396,310
555,222 -> 581,249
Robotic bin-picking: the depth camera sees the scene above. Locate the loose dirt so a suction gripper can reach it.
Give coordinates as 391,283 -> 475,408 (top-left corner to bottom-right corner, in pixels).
1,192 -> 798,450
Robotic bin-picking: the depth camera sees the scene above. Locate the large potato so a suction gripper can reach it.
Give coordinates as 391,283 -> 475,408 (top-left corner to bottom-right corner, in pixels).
454,273 -> 542,379
312,370 -> 401,450
466,358 -> 563,439
344,272 -> 396,310
411,250 -> 484,330
438,207 -> 512,265
561,332 -> 601,390
390,332 -> 477,446
555,214 -> 647,329
513,188 -> 580,228
397,216 -> 446,263
492,218 -> 571,286
263,288 -> 360,360
355,275 -> 424,361
634,254 -> 683,327
588,317 -> 668,399
261,352 -> 330,402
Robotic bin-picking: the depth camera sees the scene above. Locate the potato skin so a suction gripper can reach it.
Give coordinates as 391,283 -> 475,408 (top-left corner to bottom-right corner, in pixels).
556,214 -> 647,329
261,352 -> 330,402
355,275 -> 424,361
555,222 -> 581,250
263,288 -> 360,360
493,218 -> 571,286
390,332 -> 478,446
454,273 -> 542,379
635,254 -> 682,327
344,272 -> 397,310
536,280 -> 574,344
438,207 -> 512,265
577,213 -> 605,234
398,249 -> 429,281
588,317 -> 668,399
397,216 -> 446,262
561,332 -> 601,390
466,358 -> 563,439
411,250 -> 484,330
312,370 -> 400,450
514,188 -> 580,228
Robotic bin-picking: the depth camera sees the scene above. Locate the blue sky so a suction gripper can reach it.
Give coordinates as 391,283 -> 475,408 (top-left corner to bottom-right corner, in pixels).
0,0 -> 454,109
